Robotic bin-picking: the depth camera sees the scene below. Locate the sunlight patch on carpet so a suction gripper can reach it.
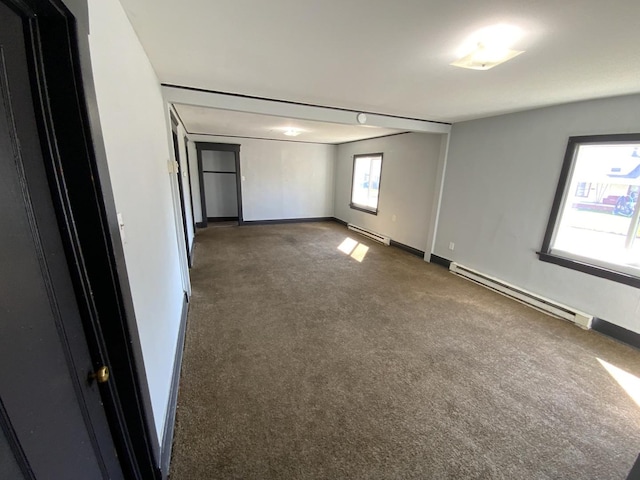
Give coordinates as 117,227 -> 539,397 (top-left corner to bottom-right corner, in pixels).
598,358 -> 640,408
337,237 -> 369,262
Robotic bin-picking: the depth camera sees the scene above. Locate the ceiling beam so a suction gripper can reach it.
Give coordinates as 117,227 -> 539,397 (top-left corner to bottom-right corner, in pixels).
161,84 -> 451,135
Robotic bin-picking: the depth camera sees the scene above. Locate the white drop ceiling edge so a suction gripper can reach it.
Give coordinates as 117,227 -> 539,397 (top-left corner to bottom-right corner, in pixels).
169,85 -> 452,144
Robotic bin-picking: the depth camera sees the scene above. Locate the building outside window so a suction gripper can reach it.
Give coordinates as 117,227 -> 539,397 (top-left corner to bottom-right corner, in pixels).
540,134 -> 640,287
350,153 -> 383,215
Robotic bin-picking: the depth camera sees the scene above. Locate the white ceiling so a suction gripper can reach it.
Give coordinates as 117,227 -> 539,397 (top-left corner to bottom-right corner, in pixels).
119,0 -> 640,124
174,104 -> 404,144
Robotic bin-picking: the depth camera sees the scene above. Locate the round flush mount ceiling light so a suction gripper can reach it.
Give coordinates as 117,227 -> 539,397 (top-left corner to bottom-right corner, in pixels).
356,113 -> 367,124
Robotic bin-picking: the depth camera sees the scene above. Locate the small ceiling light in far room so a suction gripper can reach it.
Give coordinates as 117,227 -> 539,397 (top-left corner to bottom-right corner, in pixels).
451,23 -> 524,70
283,128 -> 302,137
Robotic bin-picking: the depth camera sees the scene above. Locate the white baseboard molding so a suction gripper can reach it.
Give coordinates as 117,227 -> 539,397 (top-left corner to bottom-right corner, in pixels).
160,292 -> 189,479
449,262 -> 593,329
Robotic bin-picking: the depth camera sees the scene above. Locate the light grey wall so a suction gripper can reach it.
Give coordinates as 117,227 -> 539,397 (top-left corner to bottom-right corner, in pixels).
87,0 -> 185,444
435,93 -> 640,333
335,133 -> 443,252
189,135 -> 336,221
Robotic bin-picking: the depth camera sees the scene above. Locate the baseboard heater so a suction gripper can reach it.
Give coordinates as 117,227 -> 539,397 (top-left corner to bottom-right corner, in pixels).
347,224 -> 390,245
449,262 -> 593,329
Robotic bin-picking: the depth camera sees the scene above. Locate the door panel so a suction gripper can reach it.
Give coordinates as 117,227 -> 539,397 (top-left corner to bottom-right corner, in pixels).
0,2 -> 122,478
0,429 -> 26,480
184,137 -> 196,230
172,130 -> 190,259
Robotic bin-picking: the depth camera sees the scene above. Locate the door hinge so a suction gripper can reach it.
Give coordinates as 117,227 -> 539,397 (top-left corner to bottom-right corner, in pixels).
167,159 -> 179,174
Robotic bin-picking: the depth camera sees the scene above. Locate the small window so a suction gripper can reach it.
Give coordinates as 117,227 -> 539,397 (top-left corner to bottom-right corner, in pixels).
350,153 -> 383,215
539,133 -> 640,288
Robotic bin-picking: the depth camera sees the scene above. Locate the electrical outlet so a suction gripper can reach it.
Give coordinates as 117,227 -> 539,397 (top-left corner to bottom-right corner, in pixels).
449,242 -> 455,251
392,214 -> 396,222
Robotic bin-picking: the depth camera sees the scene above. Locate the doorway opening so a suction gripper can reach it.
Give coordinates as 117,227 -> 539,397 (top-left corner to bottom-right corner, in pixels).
196,142 -> 243,227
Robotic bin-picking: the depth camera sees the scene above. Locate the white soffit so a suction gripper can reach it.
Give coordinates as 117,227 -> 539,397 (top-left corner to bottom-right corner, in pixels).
173,104 -> 405,144
119,0 -> 640,123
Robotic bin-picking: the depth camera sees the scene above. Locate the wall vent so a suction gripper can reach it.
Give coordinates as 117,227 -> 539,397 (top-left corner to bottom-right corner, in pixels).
347,224 -> 390,245
449,262 -> 593,329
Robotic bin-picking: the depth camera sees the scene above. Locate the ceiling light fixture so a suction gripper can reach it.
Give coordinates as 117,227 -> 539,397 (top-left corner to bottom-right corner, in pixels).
283,128 -> 302,137
451,44 -> 524,70
451,24 -> 524,70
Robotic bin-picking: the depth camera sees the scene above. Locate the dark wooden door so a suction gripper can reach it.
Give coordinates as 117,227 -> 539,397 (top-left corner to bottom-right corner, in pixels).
172,130 -> 190,263
184,136 -> 196,232
0,2 -> 123,478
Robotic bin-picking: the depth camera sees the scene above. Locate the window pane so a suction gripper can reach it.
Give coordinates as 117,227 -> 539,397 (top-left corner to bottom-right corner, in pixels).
551,143 -> 640,275
351,155 -> 382,212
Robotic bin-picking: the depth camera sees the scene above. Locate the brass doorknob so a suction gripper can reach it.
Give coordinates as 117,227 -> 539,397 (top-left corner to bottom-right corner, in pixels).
89,366 -> 110,384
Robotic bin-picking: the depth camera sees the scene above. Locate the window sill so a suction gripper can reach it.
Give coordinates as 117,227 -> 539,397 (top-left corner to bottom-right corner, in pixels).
349,203 -> 378,216
537,251 -> 640,289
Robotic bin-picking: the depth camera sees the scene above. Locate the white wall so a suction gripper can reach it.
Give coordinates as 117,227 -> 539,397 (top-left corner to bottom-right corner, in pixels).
189,135 -> 336,221
435,93 -> 640,334
334,133 -> 444,252
88,0 -> 185,444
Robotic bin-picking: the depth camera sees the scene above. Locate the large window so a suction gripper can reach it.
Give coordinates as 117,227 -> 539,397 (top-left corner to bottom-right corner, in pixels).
350,153 -> 383,215
540,134 -> 640,287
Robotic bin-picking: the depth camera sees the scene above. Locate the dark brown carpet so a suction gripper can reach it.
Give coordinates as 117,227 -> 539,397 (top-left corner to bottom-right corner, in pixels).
170,221 -> 640,479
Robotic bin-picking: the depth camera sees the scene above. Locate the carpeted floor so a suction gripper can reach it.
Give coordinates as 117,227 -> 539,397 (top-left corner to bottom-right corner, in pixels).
169,221 -> 640,479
